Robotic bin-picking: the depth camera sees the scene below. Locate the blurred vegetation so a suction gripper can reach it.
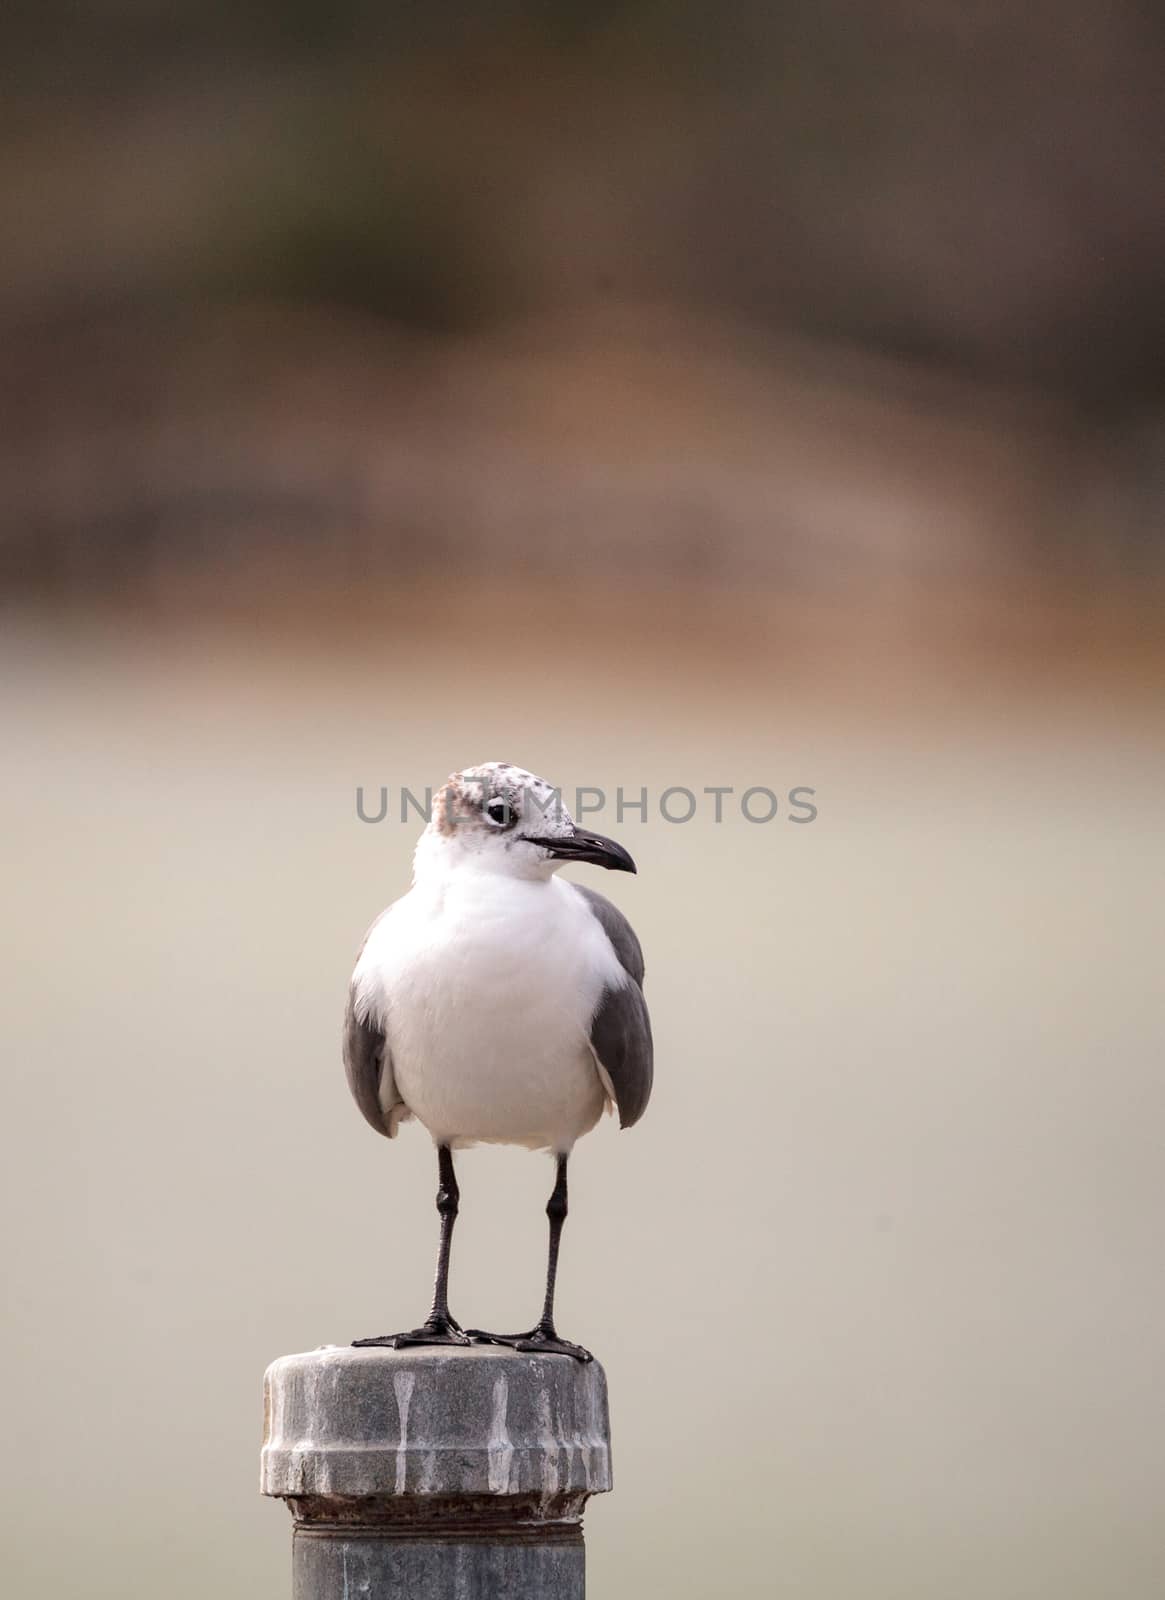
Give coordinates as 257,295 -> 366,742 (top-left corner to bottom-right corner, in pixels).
2,1 -> 1163,598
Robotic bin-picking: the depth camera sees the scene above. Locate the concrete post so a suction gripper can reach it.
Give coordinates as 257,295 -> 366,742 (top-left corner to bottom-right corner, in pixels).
261,1345 -> 613,1599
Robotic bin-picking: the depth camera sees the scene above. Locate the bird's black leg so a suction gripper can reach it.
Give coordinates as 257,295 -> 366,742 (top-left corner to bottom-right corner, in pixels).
354,1144 -> 470,1348
468,1154 -> 592,1362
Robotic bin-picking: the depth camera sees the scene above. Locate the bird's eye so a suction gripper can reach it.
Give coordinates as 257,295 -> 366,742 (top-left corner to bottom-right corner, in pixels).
485,797 -> 515,828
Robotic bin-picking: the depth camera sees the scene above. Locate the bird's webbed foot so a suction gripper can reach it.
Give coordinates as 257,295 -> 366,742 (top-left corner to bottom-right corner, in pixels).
353,1314 -> 469,1349
467,1324 -> 593,1362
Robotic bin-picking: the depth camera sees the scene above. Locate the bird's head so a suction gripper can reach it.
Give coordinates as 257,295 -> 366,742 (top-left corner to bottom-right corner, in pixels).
416,762 -> 636,881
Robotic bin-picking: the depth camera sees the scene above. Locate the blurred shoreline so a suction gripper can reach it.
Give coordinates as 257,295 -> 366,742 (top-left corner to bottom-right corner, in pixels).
7,572 -> 1164,736
6,302 -> 1164,672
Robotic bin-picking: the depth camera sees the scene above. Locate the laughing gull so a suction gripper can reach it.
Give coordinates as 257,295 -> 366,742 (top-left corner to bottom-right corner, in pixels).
344,762 -> 653,1361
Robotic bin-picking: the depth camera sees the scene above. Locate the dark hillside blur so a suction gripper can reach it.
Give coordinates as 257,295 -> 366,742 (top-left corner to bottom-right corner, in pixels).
3,0 -> 1164,634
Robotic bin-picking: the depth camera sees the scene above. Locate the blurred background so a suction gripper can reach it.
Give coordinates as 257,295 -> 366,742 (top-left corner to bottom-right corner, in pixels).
2,4 -> 1164,1597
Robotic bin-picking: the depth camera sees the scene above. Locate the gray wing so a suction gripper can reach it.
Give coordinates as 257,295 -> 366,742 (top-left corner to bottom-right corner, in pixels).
343,920 -> 403,1139
575,885 -> 653,1129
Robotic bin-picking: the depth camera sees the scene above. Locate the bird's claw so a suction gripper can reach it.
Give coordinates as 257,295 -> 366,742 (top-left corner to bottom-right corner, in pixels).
353,1317 -> 469,1349
466,1327 -> 593,1362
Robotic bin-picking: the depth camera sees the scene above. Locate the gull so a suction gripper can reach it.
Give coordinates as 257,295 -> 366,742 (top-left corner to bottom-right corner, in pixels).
344,762 -> 653,1361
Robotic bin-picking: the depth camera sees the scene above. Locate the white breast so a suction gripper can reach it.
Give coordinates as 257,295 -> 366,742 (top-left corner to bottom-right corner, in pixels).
353,875 -> 627,1152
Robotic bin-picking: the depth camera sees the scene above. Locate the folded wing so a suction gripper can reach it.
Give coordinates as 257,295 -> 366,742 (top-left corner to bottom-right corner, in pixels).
575,885 -> 654,1129
343,916 -> 404,1138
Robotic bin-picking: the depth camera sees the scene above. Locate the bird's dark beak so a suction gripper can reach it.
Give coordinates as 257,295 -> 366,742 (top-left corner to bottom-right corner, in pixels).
528,826 -> 637,874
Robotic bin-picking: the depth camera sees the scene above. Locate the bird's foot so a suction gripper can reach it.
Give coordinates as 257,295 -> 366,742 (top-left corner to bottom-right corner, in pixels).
466,1324 -> 593,1363
353,1314 -> 469,1349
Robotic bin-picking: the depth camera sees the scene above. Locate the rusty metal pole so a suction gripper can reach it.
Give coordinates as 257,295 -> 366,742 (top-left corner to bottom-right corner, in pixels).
261,1345 -> 612,1599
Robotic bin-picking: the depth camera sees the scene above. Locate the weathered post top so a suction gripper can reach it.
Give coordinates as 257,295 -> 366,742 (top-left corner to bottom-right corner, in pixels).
262,1344 -> 612,1599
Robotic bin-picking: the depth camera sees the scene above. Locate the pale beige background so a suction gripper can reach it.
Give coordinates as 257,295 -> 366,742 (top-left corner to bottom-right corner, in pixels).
3,602 -> 1162,1598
